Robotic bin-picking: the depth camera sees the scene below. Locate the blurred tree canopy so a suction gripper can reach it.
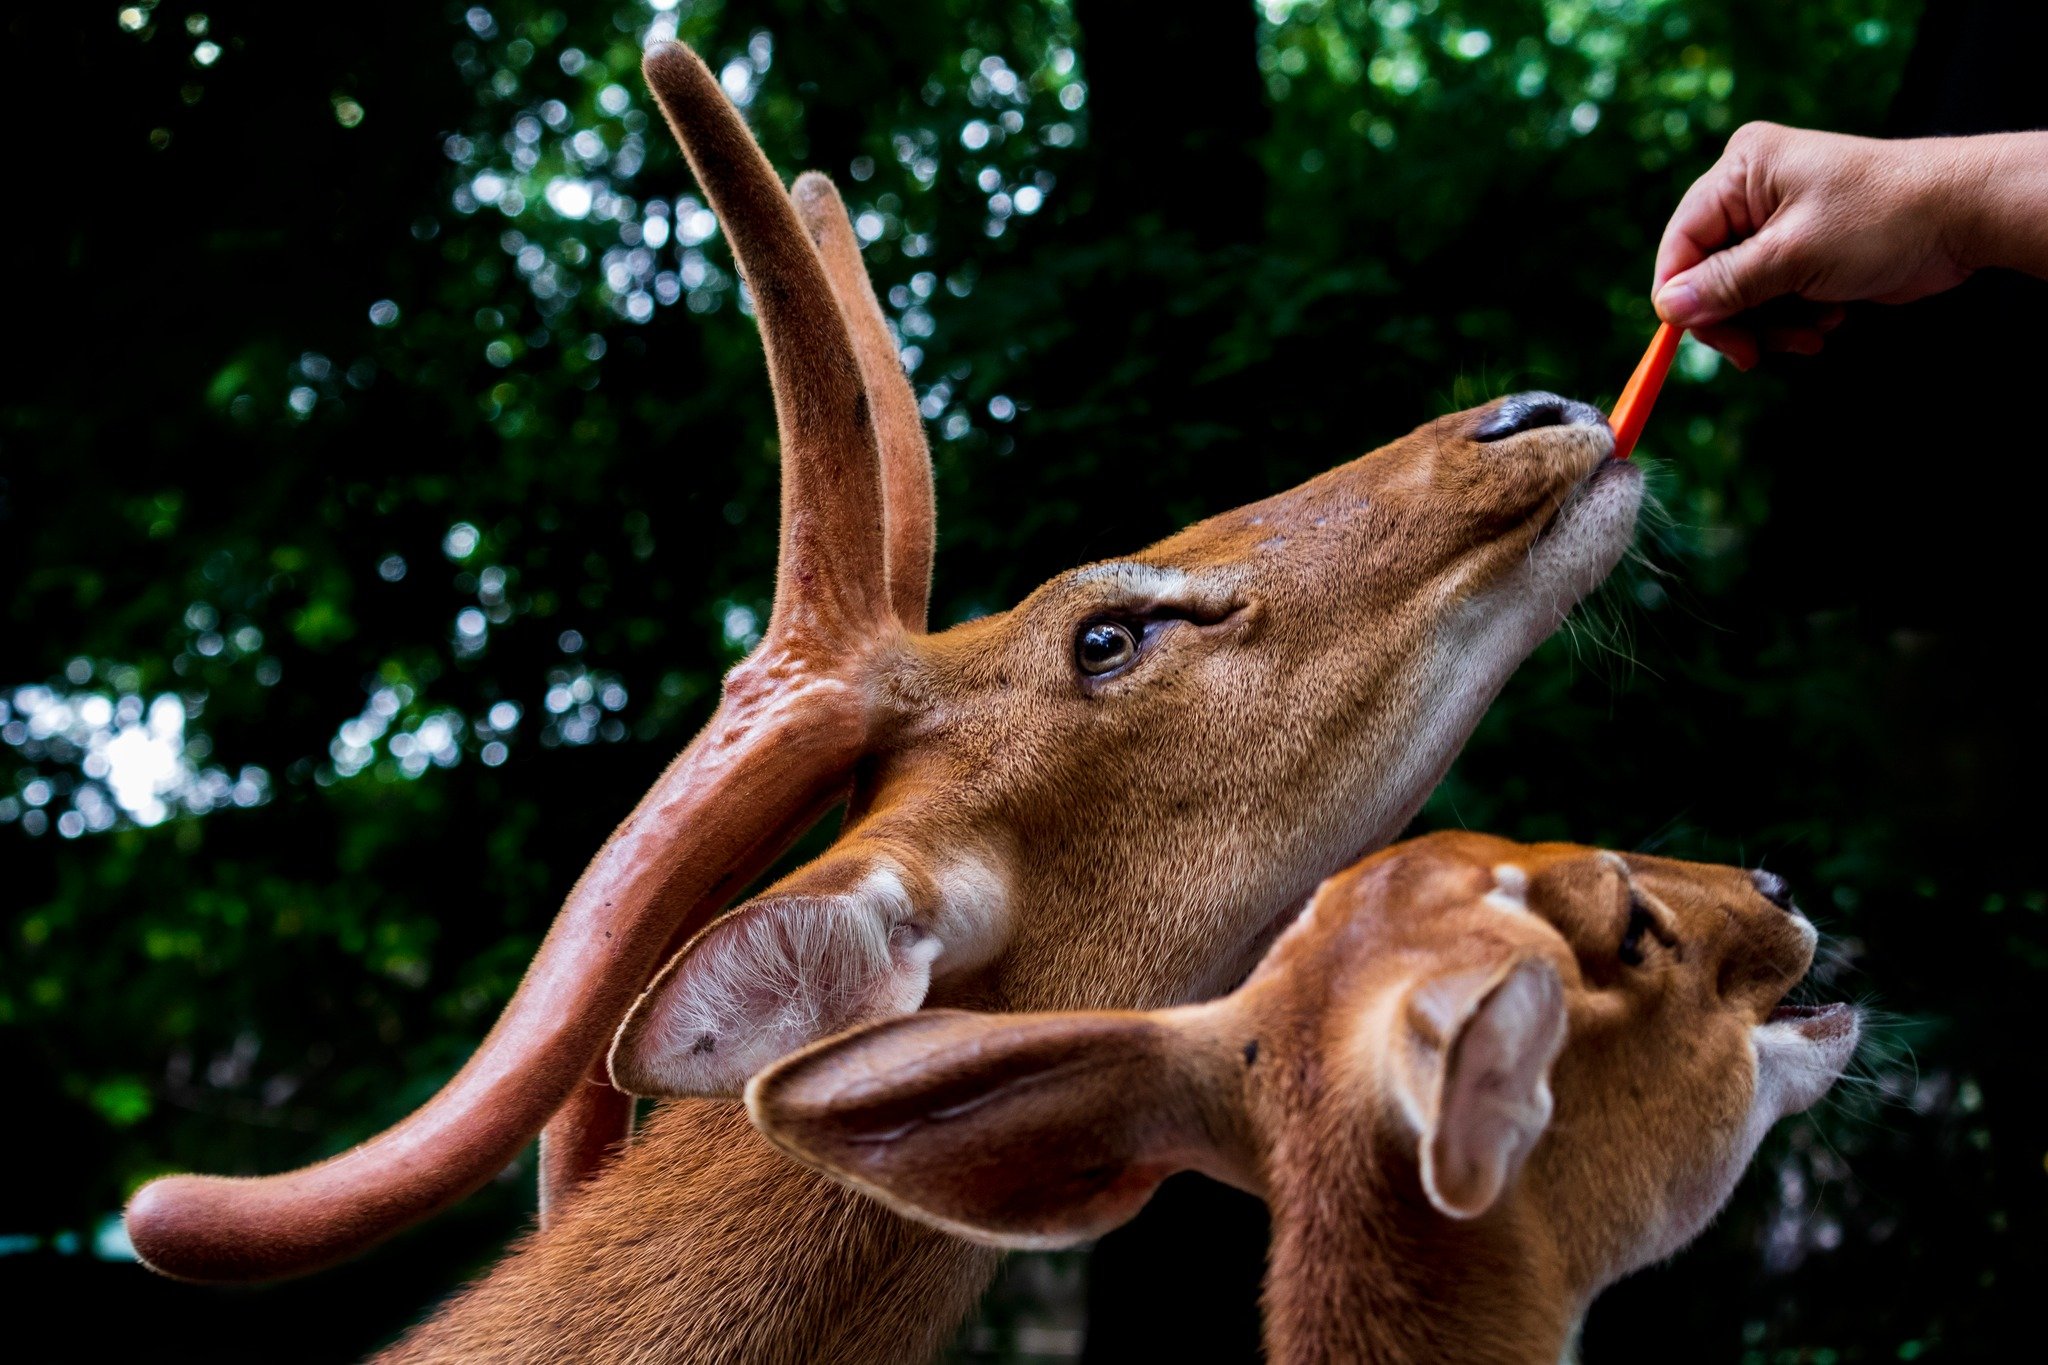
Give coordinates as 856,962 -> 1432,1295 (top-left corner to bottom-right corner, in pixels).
5,0 -> 2043,1360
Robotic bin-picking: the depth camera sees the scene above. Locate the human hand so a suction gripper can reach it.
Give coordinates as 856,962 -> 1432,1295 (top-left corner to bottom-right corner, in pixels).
1652,122 -> 1986,369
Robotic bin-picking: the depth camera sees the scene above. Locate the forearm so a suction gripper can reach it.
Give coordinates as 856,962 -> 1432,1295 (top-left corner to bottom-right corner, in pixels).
1951,131 -> 2048,280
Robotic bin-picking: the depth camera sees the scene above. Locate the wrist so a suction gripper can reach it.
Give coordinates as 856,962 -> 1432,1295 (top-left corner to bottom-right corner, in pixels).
1942,132 -> 2048,277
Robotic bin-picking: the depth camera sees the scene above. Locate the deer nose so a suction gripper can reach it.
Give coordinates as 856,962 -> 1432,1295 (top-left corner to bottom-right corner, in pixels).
1473,391 -> 1608,442
1750,869 -> 1796,912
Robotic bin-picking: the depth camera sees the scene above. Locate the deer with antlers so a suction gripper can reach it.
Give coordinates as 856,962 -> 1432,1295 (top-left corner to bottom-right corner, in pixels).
126,41 -> 1643,1360
755,832 -> 1860,1364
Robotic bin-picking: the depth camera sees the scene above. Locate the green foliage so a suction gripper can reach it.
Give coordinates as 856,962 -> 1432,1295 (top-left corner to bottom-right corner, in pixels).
10,1 -> 2039,1361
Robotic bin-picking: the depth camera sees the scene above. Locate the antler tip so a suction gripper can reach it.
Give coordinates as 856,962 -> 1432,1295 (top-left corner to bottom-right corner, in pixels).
125,1173 -> 212,1280
789,172 -> 854,254
126,1172 -> 322,1283
641,39 -> 731,137
789,169 -> 839,207
641,37 -> 705,88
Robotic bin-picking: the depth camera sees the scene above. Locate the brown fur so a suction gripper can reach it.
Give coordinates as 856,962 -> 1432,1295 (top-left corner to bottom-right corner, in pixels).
131,38 -> 1644,1357
387,389 -> 1636,1360
757,834 -> 1859,1364
388,1104 -> 997,1364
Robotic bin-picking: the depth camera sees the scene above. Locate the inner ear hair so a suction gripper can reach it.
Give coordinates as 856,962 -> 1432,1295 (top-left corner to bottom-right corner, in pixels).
1399,957 -> 1568,1221
609,869 -> 940,1099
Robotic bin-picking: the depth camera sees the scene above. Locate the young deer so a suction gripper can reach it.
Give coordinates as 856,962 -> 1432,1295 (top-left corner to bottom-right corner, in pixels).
752,832 -> 1860,1364
126,39 -> 1640,1358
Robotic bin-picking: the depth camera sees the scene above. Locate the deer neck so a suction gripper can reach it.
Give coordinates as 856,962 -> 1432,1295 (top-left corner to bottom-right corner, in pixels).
1261,1152 -> 1571,1365
384,1099 -> 999,1364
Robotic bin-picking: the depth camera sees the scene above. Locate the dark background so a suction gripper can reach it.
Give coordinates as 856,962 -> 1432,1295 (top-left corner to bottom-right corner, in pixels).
4,1 -> 2040,1360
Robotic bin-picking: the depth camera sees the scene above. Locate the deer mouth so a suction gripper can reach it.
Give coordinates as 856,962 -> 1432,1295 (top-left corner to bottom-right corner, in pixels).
1766,1000 -> 1857,1041
1498,450 -> 1640,617
1531,444 -> 1633,545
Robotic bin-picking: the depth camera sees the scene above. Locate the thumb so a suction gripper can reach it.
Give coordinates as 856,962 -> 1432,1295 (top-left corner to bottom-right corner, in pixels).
1654,230 -> 1801,328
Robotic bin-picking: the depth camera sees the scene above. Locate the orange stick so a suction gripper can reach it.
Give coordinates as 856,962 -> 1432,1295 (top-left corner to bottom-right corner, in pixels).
1609,321 -> 1682,460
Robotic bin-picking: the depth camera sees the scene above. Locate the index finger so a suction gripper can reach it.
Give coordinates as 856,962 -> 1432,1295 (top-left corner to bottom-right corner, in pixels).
1654,156 -> 1752,292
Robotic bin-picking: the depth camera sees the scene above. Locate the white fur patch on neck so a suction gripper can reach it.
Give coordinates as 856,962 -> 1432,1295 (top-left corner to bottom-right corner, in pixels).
857,861 -> 914,923
926,849 -> 1011,979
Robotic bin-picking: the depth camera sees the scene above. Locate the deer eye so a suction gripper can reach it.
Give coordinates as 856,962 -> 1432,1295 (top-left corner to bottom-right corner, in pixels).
1618,905 -> 1654,966
1076,620 -> 1138,675
1618,897 -> 1677,966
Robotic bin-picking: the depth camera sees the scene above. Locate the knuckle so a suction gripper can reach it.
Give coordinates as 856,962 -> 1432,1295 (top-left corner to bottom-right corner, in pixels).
1728,120 -> 1782,156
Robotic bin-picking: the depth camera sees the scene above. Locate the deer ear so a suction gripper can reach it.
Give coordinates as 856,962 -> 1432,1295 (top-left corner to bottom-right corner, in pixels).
609,876 -> 941,1098
1395,958 -> 1567,1220
746,1009 -> 1214,1249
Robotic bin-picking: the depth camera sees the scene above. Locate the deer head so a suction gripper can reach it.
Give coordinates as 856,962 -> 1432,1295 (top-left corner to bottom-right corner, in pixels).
125,43 -> 1641,1283
752,832 -> 1858,1362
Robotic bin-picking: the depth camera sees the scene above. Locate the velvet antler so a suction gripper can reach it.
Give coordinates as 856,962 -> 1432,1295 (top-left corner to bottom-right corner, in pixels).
125,41 -> 928,1281
791,171 -> 935,629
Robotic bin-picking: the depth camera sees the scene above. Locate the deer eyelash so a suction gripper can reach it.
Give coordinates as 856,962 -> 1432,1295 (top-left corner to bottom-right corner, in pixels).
1618,896 -> 1679,965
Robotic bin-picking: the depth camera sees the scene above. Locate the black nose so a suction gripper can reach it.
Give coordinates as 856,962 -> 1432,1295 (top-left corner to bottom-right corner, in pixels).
1750,869 -> 1796,912
1473,391 -> 1608,442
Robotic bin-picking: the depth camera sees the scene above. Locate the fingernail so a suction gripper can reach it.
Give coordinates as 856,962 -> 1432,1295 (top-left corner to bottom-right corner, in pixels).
1655,280 -> 1702,325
